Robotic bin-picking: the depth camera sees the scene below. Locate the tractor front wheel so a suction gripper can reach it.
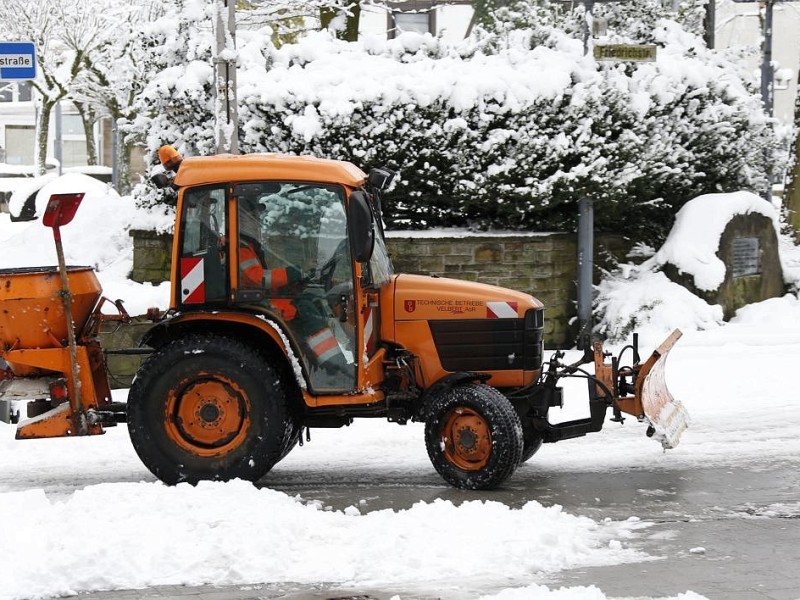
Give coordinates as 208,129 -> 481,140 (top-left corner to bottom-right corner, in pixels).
520,426 -> 544,464
424,383 -> 523,490
127,334 -> 290,485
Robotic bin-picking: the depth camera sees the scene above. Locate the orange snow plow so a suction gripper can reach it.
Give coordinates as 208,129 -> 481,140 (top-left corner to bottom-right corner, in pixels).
592,330 -> 689,449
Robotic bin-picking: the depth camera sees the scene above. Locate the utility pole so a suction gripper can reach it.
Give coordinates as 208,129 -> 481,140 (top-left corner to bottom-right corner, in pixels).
704,0 -> 715,49
760,0 -> 775,117
214,0 -> 239,154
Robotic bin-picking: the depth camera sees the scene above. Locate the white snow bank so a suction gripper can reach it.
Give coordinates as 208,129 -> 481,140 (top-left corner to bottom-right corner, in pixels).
0,176 -> 171,315
0,479 -> 650,600
594,191 -> 799,343
646,191 -> 779,292
480,584 -> 707,600
595,270 -> 723,347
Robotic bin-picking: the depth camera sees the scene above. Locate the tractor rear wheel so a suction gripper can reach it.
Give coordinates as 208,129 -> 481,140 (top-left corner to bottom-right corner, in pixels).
424,383 -> 523,490
127,334 -> 290,485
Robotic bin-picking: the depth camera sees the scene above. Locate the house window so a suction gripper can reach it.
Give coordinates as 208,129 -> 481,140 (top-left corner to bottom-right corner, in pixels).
4,125 -> 35,165
61,115 -> 87,168
17,82 -> 32,102
387,2 -> 436,38
0,82 -> 33,102
393,11 -> 431,34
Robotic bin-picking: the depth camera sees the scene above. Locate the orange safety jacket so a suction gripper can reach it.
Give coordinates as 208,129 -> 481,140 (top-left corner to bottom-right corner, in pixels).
240,242 -> 297,320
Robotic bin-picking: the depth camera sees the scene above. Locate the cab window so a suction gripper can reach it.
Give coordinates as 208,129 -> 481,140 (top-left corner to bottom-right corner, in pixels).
179,186 -> 226,304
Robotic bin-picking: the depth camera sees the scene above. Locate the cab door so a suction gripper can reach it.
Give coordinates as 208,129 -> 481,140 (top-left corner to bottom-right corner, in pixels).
232,181 -> 357,393
176,185 -> 227,306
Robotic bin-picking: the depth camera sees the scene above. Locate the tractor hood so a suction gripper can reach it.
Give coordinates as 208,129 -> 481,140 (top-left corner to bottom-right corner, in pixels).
390,273 -> 543,321
384,274 -> 545,382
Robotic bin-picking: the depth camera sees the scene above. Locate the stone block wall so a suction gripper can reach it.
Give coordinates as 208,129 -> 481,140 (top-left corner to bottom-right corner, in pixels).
128,229 -> 631,349
130,229 -> 173,284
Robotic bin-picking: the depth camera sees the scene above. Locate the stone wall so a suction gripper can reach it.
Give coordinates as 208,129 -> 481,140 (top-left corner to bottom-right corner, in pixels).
130,229 -> 173,284
128,229 -> 631,349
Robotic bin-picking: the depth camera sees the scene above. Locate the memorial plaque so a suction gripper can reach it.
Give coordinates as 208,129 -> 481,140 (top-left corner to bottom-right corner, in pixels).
731,237 -> 760,278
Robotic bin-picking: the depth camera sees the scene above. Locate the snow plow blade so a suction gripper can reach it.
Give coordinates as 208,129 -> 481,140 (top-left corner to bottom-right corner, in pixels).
636,330 -> 689,449
610,329 -> 689,449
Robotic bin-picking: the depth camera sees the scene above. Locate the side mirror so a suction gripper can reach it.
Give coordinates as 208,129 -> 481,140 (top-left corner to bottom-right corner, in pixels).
150,172 -> 173,189
347,190 -> 375,263
368,168 -> 396,191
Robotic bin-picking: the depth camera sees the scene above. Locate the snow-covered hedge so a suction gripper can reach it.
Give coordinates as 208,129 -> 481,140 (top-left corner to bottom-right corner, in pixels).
127,0 -> 778,239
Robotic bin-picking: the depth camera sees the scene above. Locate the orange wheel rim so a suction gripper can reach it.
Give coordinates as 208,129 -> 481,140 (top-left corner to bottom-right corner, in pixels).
165,375 -> 251,457
440,407 -> 492,471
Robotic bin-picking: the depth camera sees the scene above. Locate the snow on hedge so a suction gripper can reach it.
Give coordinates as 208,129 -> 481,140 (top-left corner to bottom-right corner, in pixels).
127,0 -> 777,237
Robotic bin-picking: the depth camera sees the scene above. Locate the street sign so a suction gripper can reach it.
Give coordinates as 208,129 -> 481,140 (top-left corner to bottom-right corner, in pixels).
594,44 -> 657,62
0,42 -> 36,81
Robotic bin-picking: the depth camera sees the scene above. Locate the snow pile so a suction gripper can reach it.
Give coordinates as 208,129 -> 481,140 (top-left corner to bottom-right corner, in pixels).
479,585 -> 707,600
0,176 -> 171,315
595,270 -> 724,348
0,479 -> 650,600
646,191 -> 779,291
595,191 -> 796,344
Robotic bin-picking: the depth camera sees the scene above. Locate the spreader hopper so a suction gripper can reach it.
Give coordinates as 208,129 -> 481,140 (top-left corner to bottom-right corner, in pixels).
0,267 -> 101,367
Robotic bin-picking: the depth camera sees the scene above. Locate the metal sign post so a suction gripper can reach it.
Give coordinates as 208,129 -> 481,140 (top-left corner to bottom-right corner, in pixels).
43,193 -> 87,435
574,0 -> 651,349
213,0 -> 239,155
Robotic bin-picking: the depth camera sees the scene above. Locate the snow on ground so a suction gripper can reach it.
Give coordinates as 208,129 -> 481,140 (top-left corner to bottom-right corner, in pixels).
2,181 -> 800,599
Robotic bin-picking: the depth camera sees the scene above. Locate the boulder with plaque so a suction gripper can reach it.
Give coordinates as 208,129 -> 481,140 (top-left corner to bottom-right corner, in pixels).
654,192 -> 786,320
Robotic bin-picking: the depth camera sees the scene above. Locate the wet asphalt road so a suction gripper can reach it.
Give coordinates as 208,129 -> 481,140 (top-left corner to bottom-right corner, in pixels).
259,461 -> 800,599
72,459 -> 800,600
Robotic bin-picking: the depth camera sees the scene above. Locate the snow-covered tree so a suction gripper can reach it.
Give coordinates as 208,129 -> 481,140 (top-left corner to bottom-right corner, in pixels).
70,1 -> 165,192
0,0 -> 152,178
0,0 -> 108,174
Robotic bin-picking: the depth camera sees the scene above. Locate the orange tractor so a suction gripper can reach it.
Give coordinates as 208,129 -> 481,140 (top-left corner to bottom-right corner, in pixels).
0,147 -> 689,489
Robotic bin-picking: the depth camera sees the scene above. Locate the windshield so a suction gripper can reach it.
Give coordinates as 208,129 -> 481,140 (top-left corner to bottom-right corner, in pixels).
368,222 -> 393,288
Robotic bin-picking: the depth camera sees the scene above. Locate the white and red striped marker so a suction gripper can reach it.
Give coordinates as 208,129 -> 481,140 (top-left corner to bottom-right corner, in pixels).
180,257 -> 206,304
486,301 -> 518,319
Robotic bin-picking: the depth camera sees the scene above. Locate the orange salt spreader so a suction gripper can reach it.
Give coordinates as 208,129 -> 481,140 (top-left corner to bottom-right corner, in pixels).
0,193 -> 129,438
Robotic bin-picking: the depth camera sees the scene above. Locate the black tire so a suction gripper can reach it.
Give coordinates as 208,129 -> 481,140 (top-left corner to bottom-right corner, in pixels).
424,383 -> 524,490
127,334 -> 290,484
519,428 -> 544,464
276,419 -> 301,464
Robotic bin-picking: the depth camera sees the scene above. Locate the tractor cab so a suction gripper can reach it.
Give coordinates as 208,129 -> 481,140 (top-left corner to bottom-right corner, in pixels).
155,147 -> 394,394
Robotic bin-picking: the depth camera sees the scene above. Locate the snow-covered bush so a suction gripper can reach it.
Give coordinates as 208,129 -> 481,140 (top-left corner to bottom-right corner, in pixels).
127,0 -> 778,240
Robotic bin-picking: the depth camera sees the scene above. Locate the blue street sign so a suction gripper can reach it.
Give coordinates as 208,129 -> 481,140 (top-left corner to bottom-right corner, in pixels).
0,42 -> 36,81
